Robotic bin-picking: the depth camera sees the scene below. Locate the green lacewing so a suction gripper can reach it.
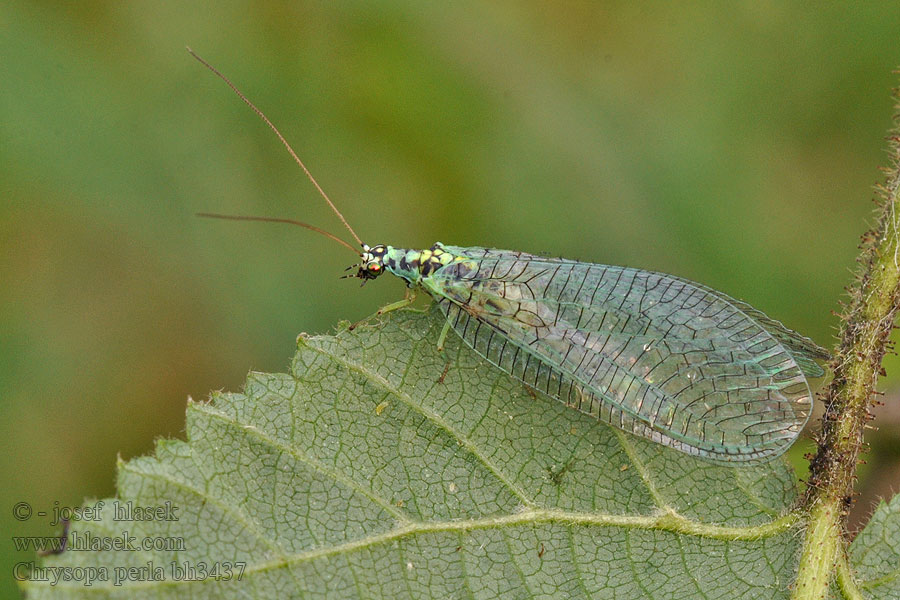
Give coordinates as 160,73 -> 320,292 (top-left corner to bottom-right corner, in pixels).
189,49 -> 829,464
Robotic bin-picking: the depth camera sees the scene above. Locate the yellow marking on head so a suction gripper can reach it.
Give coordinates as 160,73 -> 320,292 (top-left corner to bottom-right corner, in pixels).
432,248 -> 444,256
420,249 -> 433,262
439,254 -> 453,265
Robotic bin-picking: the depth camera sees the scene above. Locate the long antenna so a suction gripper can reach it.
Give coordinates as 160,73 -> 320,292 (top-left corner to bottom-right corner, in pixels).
187,47 -> 364,247
197,213 -> 358,254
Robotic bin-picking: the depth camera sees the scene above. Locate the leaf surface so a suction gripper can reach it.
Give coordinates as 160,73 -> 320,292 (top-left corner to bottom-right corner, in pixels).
24,309 -> 805,599
845,494 -> 900,599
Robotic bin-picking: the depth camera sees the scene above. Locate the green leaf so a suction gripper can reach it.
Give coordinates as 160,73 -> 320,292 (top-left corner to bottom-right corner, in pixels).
23,308 -> 804,599
844,494 -> 900,599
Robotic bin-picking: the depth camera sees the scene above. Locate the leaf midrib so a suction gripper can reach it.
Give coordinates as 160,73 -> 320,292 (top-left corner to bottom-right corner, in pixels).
23,508 -> 800,593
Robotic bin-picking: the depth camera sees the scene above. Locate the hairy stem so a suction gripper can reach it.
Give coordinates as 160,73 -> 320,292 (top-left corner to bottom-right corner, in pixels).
792,93 -> 900,599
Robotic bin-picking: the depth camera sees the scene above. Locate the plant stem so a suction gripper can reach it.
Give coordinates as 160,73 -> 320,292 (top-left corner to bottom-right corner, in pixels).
792,94 -> 900,599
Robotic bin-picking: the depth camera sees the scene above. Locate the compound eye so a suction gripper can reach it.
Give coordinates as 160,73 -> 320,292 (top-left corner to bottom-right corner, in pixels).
367,262 -> 382,273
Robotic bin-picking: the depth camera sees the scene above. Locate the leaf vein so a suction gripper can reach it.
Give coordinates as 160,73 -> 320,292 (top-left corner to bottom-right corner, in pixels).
306,340 -> 536,507
196,404 -> 410,523
24,509 -> 799,592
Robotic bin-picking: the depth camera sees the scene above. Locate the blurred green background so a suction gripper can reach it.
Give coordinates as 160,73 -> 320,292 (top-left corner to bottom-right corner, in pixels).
4,2 -> 900,595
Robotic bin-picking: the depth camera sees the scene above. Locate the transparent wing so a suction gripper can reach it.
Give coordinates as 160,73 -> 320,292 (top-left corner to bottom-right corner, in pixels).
667,275 -> 830,378
426,246 -> 820,463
